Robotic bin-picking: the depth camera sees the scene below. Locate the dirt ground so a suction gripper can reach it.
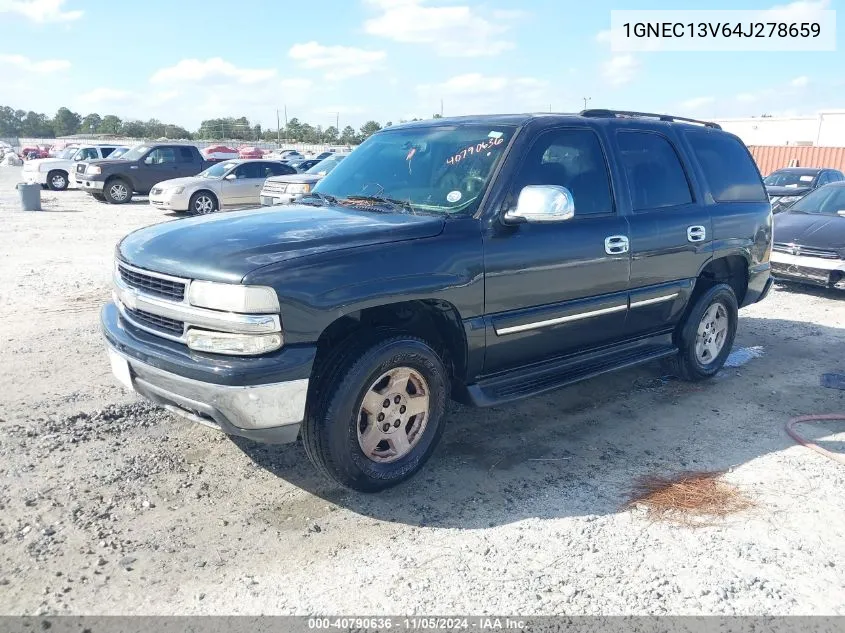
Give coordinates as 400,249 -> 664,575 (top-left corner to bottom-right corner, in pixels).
1,167 -> 844,616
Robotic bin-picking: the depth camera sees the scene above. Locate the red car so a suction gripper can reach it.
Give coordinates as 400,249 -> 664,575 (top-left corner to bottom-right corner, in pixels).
237,146 -> 264,159
21,146 -> 50,160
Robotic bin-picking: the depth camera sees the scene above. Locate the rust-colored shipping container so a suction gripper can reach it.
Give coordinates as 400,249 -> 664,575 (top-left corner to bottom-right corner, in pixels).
747,145 -> 845,176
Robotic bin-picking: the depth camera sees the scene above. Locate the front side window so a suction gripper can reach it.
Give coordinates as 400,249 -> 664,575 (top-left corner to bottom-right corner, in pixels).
618,131 -> 692,210
313,124 -> 516,214
510,128 -> 614,216
145,148 -> 177,164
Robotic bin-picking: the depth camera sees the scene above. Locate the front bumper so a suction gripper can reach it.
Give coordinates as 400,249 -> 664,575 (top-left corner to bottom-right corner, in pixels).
80,179 -> 105,192
149,192 -> 190,212
22,170 -> 48,185
260,192 -> 303,206
101,302 -> 315,444
771,251 -> 845,288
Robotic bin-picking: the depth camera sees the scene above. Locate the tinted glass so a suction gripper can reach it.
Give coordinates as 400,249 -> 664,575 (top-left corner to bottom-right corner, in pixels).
233,163 -> 261,179
265,162 -> 296,177
686,132 -> 768,202
764,170 -> 816,187
511,128 -> 613,216
816,172 -> 830,186
179,147 -> 195,162
618,131 -> 692,210
788,185 -> 845,215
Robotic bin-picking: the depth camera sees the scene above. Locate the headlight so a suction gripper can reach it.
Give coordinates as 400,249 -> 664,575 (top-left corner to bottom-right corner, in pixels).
186,329 -> 283,355
87,165 -> 101,175
286,183 -> 311,194
166,186 -> 185,195
188,280 -> 280,313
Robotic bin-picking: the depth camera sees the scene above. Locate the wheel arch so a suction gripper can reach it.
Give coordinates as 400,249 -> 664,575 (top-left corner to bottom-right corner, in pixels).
190,189 -> 219,211
694,254 -> 750,306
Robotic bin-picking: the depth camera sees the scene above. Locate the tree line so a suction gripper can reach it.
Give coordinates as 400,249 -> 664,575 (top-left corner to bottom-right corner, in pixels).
0,105 -> 442,144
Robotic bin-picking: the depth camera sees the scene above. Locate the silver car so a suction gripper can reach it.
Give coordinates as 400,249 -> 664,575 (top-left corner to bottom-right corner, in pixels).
149,159 -> 296,214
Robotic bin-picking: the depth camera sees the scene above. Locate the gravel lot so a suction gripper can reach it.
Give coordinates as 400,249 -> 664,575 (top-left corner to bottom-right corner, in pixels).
1,167 -> 844,616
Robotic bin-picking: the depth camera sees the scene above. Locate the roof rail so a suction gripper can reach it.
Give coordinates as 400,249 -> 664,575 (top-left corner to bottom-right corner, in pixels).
579,109 -> 722,130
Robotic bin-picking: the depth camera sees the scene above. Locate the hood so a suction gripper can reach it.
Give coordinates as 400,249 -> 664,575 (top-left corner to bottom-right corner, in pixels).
85,158 -> 134,168
118,204 -> 446,283
27,157 -> 66,166
153,176 -> 216,189
774,212 -> 845,249
766,185 -> 812,198
265,173 -> 323,185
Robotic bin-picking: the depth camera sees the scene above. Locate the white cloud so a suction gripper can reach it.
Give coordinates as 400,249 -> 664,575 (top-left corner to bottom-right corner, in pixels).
759,0 -> 830,21
736,93 -> 758,103
414,73 -> 550,116
0,53 -> 70,73
150,58 -> 277,85
288,42 -> 386,80
0,0 -> 82,22
681,96 -> 715,110
363,0 -> 519,57
602,55 -> 638,86
790,75 -> 810,88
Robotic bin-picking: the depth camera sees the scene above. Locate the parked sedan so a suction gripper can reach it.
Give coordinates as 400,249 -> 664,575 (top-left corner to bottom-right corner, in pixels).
149,159 -> 296,214
764,167 -> 845,213
259,152 -> 349,205
771,182 -> 845,290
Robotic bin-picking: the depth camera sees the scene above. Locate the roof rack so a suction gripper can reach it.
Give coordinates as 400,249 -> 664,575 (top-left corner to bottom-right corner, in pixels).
579,109 -> 722,130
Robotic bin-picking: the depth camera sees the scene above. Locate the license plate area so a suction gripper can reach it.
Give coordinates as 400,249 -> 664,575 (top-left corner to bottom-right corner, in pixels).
108,348 -> 134,390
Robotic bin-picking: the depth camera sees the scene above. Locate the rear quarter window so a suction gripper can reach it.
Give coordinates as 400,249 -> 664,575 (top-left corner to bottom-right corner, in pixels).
685,131 -> 768,202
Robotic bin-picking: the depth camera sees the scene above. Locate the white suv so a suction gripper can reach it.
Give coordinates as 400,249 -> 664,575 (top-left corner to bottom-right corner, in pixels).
22,144 -> 121,191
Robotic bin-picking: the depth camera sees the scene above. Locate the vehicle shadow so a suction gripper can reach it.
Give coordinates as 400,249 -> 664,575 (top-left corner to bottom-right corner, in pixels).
773,280 -> 845,300
232,315 -> 845,528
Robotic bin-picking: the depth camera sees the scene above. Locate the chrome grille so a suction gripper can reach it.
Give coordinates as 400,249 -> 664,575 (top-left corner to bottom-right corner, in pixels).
262,181 -> 287,194
773,243 -> 840,259
118,263 -> 186,301
125,307 -> 184,336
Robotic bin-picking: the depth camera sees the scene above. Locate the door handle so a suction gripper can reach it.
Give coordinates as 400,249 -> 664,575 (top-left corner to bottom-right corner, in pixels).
687,225 -> 706,242
605,235 -> 629,255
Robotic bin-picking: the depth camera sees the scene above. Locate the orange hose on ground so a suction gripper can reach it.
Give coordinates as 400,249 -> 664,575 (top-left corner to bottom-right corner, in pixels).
785,414 -> 845,465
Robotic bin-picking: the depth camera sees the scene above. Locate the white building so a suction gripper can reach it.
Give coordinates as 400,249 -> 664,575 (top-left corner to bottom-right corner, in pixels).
711,111 -> 845,147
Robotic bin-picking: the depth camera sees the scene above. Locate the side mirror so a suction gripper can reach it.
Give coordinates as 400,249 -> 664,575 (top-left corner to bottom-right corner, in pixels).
503,185 -> 575,224
224,173 -> 237,181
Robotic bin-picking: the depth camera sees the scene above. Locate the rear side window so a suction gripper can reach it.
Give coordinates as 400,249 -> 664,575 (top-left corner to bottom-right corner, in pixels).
179,147 -> 195,162
101,147 -> 116,158
265,162 -> 296,177
685,132 -> 767,202
617,131 -> 692,210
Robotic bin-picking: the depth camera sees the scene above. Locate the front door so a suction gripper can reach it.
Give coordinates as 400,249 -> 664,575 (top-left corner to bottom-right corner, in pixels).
611,127 -> 712,338
221,162 -> 265,206
141,147 -> 180,191
482,126 -> 631,374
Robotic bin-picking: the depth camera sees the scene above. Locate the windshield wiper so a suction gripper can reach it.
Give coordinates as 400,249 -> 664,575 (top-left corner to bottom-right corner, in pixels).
298,192 -> 339,206
341,194 -> 415,214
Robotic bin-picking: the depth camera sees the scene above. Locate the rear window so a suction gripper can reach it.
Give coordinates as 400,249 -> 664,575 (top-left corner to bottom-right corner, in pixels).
685,132 -> 767,202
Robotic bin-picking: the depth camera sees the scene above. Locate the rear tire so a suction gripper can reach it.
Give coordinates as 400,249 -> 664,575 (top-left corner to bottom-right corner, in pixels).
302,331 -> 450,492
47,170 -> 68,191
104,178 -> 132,204
671,283 -> 738,381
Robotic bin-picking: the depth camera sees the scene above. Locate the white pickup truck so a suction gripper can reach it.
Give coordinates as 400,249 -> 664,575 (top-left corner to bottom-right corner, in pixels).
22,144 -> 124,191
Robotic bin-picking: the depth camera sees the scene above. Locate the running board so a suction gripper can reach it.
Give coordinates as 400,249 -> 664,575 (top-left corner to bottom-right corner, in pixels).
464,338 -> 677,407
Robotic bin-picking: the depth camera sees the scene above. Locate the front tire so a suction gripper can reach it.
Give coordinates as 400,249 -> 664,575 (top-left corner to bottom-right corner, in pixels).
189,191 -> 218,215
302,332 -> 450,492
47,170 -> 68,191
104,178 -> 132,204
672,283 -> 738,381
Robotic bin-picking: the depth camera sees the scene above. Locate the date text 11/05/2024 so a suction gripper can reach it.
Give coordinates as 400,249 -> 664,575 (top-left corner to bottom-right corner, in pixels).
308,617 -> 527,630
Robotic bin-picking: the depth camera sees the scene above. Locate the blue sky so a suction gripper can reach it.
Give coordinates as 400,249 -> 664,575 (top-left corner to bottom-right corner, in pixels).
0,0 -> 841,130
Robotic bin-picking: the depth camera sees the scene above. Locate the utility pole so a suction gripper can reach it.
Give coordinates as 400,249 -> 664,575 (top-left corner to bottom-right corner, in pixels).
582,97 -> 591,110
276,109 -> 280,144
440,99 -> 444,117
284,105 -> 288,129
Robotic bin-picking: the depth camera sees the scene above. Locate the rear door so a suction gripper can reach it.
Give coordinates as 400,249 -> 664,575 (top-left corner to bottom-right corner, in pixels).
613,126 -> 711,338
176,146 -> 202,177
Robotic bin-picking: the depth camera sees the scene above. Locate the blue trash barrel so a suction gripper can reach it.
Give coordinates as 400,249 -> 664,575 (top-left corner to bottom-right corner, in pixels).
16,182 -> 41,211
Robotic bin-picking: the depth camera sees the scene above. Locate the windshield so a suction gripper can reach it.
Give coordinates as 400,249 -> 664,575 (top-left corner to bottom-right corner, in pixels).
58,148 -> 77,159
120,145 -> 150,162
764,171 -> 817,187
788,185 -> 845,215
109,147 -> 129,159
198,161 -> 238,178
312,124 -> 516,213
305,155 -> 347,175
